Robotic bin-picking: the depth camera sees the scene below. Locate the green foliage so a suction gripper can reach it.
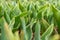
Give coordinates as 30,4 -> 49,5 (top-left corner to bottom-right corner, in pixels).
0,0 -> 60,40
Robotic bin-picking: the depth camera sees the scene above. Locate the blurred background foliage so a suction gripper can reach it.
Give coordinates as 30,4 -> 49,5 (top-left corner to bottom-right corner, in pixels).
0,0 -> 60,40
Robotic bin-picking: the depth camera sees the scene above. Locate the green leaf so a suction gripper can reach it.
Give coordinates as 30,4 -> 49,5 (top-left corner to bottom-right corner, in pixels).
51,5 -> 60,33
34,20 -> 41,40
42,18 -> 49,28
0,5 -> 4,18
27,18 -> 36,28
37,4 -> 48,20
0,18 -> 3,33
0,5 -> 2,12
41,24 -> 54,40
9,18 -> 15,30
10,6 -> 20,19
38,4 -> 48,13
20,17 -> 28,40
18,1 -> 26,12
12,16 -> 20,33
4,11 -> 10,24
20,11 -> 28,17
26,27 -> 32,40
1,17 -> 15,40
